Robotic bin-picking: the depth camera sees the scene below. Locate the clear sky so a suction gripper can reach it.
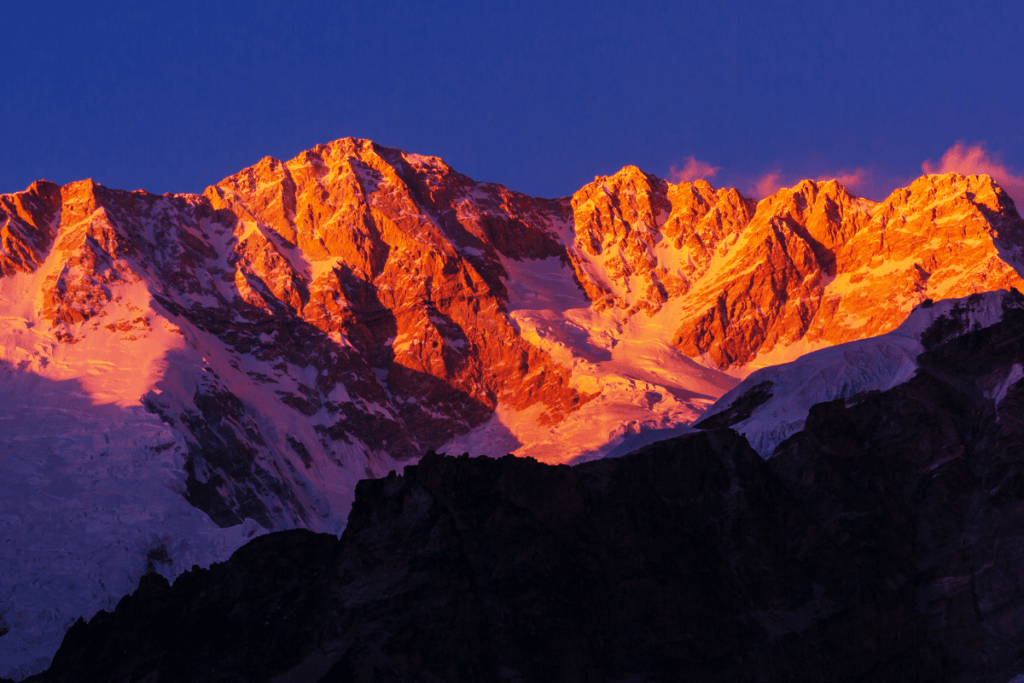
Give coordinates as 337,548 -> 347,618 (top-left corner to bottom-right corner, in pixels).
3,1 -> 1023,203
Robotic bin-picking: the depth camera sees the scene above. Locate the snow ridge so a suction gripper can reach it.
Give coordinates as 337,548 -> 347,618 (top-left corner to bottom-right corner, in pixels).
699,290 -> 1024,456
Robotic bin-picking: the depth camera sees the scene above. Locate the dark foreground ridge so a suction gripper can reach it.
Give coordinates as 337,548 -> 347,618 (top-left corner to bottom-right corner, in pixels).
25,430 -> 928,683
25,306 -> 1024,682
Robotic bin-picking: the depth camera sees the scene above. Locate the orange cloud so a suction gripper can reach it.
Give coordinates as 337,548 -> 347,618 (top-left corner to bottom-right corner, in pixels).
922,141 -> 1024,208
816,168 -> 870,192
669,156 -> 721,184
750,169 -> 784,200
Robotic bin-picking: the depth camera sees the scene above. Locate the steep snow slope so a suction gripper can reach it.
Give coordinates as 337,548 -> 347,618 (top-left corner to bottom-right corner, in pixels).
0,186 -> 402,676
442,252 -> 738,463
0,366 -> 265,680
698,289 -> 1024,456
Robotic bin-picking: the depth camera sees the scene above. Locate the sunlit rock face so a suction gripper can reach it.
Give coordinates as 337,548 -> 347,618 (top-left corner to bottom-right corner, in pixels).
565,170 -> 1024,370
2,137 -> 1024,679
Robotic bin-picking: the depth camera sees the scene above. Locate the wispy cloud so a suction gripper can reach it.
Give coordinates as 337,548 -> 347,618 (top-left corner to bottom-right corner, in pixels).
922,141 -> 1024,208
746,167 -> 872,201
669,156 -> 721,184
749,170 -> 784,200
816,168 -> 870,192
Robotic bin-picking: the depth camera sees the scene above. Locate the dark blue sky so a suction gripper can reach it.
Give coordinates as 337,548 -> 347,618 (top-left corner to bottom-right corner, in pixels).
4,1 -> 1023,201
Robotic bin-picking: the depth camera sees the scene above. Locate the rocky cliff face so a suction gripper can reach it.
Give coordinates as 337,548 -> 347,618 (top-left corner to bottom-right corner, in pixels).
3,137 -> 1024,678
451,166 -> 1024,465
563,170 -> 1024,370
0,140 -> 588,677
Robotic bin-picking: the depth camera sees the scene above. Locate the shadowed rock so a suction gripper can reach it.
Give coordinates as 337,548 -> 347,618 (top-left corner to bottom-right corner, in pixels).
26,430 -> 933,682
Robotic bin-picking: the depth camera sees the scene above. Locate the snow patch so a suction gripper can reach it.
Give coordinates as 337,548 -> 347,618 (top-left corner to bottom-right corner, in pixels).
989,363 -> 1024,408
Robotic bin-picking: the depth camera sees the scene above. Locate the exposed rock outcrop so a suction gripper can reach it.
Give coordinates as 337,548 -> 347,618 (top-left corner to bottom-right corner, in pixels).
0,140 -> 587,535
565,170 -> 1024,369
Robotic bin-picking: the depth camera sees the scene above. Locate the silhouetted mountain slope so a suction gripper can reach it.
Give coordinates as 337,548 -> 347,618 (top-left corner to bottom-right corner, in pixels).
27,431 -> 932,683
766,299 -> 1024,682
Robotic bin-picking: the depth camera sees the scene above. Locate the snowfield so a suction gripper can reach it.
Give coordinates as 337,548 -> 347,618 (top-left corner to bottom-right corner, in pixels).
0,366 -> 266,679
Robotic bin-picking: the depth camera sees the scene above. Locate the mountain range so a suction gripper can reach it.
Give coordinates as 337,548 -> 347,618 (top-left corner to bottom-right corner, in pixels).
2,137 -> 1024,678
